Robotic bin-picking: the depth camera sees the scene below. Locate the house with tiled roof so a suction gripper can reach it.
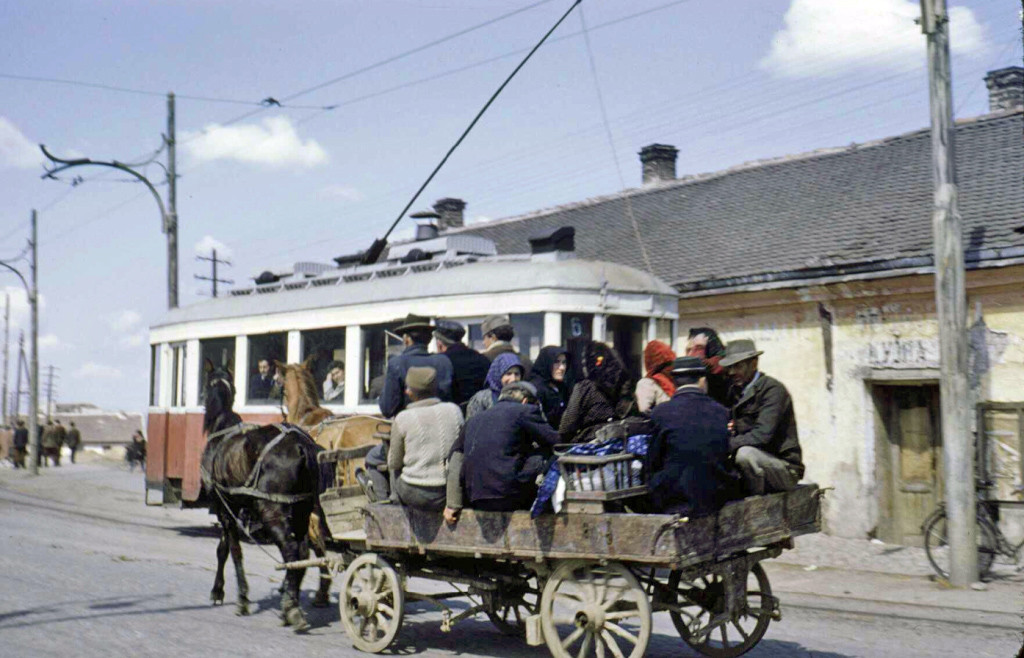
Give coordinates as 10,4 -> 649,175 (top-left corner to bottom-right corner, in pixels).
440,67 -> 1024,542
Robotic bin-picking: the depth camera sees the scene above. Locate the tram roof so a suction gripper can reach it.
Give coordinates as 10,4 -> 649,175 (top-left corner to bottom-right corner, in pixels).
152,254 -> 677,329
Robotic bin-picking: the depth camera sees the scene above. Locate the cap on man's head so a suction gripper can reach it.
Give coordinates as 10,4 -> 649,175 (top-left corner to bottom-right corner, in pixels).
481,314 -> 512,336
499,380 -> 537,400
670,356 -> 706,376
434,319 -> 466,345
719,339 -> 764,368
405,366 -> 437,394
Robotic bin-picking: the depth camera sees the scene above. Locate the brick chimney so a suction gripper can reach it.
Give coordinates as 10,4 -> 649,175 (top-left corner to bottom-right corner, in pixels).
984,67 -> 1023,113
639,144 -> 678,185
433,197 -> 466,230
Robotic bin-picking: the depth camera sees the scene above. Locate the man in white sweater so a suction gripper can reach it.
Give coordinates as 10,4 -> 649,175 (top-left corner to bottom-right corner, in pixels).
387,366 -> 464,511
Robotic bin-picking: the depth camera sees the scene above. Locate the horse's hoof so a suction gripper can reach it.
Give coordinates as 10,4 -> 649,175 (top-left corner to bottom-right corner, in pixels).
312,592 -> 330,608
286,607 -> 310,633
210,591 -> 224,605
236,601 -> 250,617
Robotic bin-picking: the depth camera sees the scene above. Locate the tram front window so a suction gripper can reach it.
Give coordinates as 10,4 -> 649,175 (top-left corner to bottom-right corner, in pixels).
301,327 -> 346,402
247,332 -> 286,405
198,337 -> 234,404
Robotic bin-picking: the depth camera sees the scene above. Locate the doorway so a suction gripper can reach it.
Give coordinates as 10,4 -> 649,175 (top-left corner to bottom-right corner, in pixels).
873,384 -> 942,546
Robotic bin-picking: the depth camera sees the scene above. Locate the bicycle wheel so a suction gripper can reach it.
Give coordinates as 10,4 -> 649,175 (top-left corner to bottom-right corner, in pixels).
923,510 -> 998,579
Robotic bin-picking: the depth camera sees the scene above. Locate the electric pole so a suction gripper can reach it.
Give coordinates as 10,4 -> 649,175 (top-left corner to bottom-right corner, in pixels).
13,332 -> 23,420
2,292 -> 9,425
921,0 -> 976,586
28,210 -> 39,474
195,248 -> 233,297
44,365 -> 58,422
167,92 -> 179,309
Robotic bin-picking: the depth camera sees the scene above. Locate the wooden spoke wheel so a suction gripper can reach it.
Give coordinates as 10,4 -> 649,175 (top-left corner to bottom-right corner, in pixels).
487,573 -> 542,636
667,563 -> 773,658
339,554 -> 404,653
540,560 -> 651,658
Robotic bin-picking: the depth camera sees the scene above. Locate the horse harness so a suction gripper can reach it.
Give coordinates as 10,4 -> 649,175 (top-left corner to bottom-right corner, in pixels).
202,422 -> 318,504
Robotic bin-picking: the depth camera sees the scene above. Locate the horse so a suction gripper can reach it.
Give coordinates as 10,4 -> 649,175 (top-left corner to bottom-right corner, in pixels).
274,358 -> 389,596
199,363 -> 325,631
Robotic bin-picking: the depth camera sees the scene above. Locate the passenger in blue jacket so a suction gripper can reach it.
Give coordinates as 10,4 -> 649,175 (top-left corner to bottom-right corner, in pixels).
647,356 -> 738,516
444,381 -> 559,522
378,313 -> 453,419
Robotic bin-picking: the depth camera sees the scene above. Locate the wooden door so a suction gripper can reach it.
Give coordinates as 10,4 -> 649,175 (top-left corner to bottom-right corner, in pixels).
885,386 -> 942,546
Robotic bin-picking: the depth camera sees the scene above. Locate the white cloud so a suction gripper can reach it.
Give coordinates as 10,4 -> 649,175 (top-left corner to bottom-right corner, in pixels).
38,333 -> 71,352
321,184 -> 363,202
119,332 -> 146,348
73,361 -> 123,380
108,310 -> 142,333
2,285 -> 46,332
194,235 -> 233,259
469,215 -> 491,225
183,116 -> 328,168
0,117 -> 42,170
759,0 -> 987,78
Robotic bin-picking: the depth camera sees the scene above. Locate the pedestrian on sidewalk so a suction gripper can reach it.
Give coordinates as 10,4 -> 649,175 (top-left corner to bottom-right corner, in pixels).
11,419 -> 28,469
65,422 -> 81,464
41,420 -> 61,467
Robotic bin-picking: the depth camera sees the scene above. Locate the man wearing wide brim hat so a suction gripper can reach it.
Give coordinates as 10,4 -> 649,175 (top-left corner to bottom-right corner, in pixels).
646,356 -> 736,515
720,339 -> 804,496
434,319 -> 490,410
378,313 -> 454,419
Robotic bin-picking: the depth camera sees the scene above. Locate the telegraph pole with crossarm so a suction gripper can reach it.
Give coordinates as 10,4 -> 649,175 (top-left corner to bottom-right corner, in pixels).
195,249 -> 233,298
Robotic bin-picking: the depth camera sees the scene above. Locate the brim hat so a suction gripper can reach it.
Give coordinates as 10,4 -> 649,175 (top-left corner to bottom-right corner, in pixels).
719,339 -> 764,367
433,319 -> 466,344
395,313 -> 434,334
670,355 -> 706,376
481,314 -> 512,336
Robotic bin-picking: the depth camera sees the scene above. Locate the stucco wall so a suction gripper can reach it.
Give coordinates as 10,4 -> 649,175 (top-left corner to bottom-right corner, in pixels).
677,265 -> 1024,539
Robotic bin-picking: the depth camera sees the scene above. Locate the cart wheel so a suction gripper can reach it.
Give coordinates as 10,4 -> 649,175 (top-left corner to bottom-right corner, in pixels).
487,573 -> 542,636
667,563 -> 773,658
540,560 -> 651,658
339,553 -> 404,653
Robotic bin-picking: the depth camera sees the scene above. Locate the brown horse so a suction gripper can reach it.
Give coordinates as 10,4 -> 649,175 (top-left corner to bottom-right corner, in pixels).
274,358 -> 388,606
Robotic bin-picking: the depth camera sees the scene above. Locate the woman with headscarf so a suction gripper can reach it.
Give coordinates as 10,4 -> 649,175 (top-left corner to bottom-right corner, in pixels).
466,352 -> 524,419
635,340 -> 676,413
558,341 -> 635,443
528,346 -> 570,429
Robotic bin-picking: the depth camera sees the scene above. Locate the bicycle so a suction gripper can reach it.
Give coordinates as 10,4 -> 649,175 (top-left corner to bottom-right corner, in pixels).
922,481 -> 1024,580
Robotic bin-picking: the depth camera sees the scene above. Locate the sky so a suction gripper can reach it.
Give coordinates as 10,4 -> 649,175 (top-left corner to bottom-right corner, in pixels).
0,0 -> 1020,415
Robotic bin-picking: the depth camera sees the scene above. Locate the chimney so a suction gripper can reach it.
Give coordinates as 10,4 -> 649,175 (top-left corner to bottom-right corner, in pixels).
410,209 -> 440,241
433,197 -> 466,230
984,67 -> 1023,113
639,144 -> 678,185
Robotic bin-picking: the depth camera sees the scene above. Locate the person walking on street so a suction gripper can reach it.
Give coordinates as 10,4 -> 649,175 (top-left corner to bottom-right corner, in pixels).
434,320 -> 490,411
65,422 -> 82,464
720,339 -> 804,495
41,421 -> 60,467
11,419 -> 28,469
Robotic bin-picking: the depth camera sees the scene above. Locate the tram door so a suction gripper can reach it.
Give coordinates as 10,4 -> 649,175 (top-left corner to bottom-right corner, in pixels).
606,315 -> 646,382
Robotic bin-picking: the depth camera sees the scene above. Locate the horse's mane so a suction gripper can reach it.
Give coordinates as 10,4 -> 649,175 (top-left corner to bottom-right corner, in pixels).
204,369 -> 240,435
284,361 -> 325,422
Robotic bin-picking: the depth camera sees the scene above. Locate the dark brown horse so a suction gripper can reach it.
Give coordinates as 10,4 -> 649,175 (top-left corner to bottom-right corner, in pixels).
200,364 -> 325,631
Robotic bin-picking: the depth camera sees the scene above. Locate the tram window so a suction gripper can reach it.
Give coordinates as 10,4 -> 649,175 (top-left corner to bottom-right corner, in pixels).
301,327 -> 346,402
170,343 -> 187,407
246,332 -> 286,405
198,337 -> 235,404
360,322 -> 402,404
149,344 -> 161,406
466,313 -> 545,361
606,316 -> 645,382
562,313 -> 594,343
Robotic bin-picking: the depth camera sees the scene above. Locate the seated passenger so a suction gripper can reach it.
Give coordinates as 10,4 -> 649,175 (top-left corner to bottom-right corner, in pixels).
527,346 -> 570,429
635,340 -> 676,414
387,366 -> 464,512
444,381 -> 558,521
465,353 -> 524,419
647,356 -> 737,516
558,341 -> 635,443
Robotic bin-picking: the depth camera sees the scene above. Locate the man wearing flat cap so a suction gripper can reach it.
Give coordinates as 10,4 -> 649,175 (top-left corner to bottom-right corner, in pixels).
646,356 -> 737,515
720,339 -> 804,495
434,319 -> 490,410
378,313 -> 453,419
480,314 -> 532,373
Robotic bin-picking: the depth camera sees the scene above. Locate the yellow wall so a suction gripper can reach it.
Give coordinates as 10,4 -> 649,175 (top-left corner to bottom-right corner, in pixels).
678,265 -> 1024,538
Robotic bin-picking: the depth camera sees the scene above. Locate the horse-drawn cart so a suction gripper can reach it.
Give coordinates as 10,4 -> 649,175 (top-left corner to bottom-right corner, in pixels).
281,442 -> 823,658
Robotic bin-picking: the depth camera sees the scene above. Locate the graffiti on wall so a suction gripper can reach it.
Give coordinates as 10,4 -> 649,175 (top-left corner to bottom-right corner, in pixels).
867,337 -> 939,367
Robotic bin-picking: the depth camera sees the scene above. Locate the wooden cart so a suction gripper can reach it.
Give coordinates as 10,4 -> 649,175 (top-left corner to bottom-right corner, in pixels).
283,445 -> 822,658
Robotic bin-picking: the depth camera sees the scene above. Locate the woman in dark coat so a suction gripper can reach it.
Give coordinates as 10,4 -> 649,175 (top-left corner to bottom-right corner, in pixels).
528,346 -> 570,429
558,341 -> 635,443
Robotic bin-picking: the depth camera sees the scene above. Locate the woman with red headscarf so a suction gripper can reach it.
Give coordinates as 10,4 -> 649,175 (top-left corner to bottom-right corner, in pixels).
635,340 -> 676,413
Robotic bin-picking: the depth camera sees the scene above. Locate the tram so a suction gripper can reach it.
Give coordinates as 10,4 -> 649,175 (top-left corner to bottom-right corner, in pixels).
145,227 -> 679,506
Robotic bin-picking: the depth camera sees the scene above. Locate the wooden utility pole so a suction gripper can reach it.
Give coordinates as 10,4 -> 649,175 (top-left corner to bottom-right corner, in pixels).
44,364 -> 57,422
13,332 -> 23,420
195,248 -> 233,298
28,210 -> 40,474
920,0 -> 977,586
166,92 -> 179,309
2,292 -> 9,425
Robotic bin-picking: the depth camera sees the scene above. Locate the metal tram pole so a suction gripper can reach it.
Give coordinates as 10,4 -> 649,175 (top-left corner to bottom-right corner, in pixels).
166,92 -> 179,309
920,0 -> 977,586
29,210 -> 40,474
2,292 -> 8,425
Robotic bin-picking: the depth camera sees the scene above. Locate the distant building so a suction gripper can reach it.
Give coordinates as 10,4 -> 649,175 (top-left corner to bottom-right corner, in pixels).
53,402 -> 143,447
448,67 -> 1024,544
